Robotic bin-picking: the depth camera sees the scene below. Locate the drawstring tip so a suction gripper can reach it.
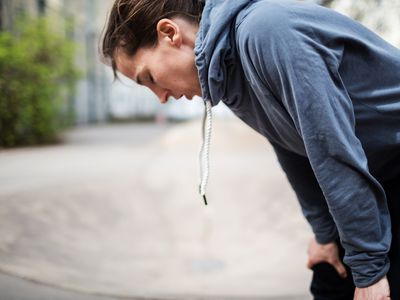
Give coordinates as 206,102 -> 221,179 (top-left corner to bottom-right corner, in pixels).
199,185 -> 208,205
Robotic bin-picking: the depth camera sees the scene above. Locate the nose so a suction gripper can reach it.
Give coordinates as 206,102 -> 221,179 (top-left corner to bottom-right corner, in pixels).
152,86 -> 169,104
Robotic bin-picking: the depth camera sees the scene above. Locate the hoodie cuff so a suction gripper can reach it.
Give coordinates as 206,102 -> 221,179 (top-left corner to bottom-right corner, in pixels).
347,254 -> 390,288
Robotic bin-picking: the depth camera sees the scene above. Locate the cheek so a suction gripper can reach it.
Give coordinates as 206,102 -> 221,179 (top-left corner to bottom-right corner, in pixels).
154,59 -> 193,89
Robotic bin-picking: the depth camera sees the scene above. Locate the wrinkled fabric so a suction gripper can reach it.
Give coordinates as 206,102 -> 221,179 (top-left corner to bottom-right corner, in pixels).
195,0 -> 400,287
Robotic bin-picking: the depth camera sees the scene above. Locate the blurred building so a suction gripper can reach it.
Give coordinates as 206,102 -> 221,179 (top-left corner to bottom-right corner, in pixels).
0,0 -> 45,30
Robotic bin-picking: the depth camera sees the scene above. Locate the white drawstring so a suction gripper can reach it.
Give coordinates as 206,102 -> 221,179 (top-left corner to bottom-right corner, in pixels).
199,100 -> 213,205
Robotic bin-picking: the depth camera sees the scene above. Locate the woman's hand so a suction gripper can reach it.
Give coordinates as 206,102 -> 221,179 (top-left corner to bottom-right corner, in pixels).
307,237 -> 348,278
354,276 -> 390,300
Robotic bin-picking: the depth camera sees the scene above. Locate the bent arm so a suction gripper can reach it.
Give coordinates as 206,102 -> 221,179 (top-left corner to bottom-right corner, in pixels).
237,4 -> 391,287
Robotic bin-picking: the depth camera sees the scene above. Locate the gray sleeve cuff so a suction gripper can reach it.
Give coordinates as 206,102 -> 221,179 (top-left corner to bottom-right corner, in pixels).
346,253 -> 390,288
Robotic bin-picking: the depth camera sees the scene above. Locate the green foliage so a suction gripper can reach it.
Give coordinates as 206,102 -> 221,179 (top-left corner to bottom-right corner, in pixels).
0,17 -> 80,147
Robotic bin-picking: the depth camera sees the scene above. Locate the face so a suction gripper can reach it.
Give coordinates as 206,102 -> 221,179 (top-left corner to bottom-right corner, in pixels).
115,18 -> 202,103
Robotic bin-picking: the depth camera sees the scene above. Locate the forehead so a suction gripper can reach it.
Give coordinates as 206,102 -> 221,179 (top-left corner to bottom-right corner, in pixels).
114,48 -> 146,80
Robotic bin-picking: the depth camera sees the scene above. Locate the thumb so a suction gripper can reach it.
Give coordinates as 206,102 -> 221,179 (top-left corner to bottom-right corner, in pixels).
332,260 -> 348,278
306,258 -> 314,269
307,256 -> 322,269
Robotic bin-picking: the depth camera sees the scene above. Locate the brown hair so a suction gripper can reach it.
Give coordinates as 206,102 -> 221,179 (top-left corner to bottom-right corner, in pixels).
101,0 -> 205,77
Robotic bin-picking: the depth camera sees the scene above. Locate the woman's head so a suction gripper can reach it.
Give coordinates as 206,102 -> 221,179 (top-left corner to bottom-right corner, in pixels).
101,0 -> 204,102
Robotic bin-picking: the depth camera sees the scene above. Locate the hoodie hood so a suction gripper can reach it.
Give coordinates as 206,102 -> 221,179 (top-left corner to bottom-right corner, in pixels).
195,0 -> 251,106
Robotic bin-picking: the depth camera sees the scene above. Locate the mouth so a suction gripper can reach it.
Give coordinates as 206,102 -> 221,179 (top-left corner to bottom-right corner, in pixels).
173,94 -> 184,100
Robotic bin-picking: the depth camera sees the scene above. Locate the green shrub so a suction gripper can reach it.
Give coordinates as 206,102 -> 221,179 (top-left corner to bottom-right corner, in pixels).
0,17 -> 80,147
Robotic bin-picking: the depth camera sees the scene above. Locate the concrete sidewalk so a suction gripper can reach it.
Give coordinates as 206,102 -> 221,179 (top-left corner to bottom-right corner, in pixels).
0,120 -> 312,299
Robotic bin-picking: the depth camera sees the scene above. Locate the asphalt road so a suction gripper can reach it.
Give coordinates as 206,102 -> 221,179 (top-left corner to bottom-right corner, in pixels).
0,272 -> 311,300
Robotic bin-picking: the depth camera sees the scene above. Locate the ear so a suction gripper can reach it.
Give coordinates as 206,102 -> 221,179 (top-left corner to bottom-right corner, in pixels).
156,18 -> 182,47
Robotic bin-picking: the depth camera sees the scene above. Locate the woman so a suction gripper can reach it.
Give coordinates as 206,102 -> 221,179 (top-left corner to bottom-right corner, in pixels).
101,0 -> 400,299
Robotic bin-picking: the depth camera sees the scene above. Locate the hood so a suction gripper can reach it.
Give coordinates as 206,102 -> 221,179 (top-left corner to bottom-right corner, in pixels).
195,0 -> 252,106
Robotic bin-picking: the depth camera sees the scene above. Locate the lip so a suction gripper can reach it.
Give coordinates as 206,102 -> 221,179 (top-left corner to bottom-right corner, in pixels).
173,94 -> 184,100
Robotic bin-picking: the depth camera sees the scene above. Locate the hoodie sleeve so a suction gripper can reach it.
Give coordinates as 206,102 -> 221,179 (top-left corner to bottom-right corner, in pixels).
236,4 -> 391,287
272,142 -> 338,244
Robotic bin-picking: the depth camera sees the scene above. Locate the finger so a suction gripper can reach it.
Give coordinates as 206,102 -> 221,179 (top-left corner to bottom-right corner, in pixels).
306,259 -> 313,269
332,260 -> 348,278
307,257 -> 320,269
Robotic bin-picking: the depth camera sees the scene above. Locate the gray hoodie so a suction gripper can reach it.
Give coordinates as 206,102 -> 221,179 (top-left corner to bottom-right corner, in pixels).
195,0 -> 400,288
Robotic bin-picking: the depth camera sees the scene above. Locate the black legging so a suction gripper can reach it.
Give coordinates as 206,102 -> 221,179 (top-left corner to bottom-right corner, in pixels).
310,176 -> 400,300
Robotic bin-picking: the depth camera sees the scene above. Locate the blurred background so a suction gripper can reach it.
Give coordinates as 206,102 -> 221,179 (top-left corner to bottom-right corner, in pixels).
0,0 -> 399,299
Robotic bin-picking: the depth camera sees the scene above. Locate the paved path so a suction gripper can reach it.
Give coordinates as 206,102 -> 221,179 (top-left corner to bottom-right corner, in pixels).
0,272 -> 120,300
0,272 -> 310,300
0,120 -> 312,299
